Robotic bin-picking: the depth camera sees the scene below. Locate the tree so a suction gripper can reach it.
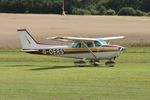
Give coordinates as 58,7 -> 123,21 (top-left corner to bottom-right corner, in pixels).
141,0 -> 150,12
0,0 -> 149,15
106,0 -> 143,12
106,9 -> 116,15
118,7 -> 137,16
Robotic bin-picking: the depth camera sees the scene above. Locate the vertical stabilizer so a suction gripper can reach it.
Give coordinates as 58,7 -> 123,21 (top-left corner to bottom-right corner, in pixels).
18,29 -> 39,49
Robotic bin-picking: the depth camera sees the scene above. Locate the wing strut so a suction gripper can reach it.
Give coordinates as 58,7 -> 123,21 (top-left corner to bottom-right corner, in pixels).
81,41 -> 98,60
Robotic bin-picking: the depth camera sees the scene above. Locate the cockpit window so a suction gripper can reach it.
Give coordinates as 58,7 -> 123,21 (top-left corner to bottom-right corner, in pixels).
70,42 -> 93,48
100,39 -> 107,45
94,40 -> 107,47
95,41 -> 102,47
70,40 -> 107,48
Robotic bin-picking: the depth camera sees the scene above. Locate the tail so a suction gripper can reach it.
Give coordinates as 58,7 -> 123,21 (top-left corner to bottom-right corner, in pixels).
18,29 -> 39,49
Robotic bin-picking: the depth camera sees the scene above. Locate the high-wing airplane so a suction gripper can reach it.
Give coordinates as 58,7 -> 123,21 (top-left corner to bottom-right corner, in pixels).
18,29 -> 126,67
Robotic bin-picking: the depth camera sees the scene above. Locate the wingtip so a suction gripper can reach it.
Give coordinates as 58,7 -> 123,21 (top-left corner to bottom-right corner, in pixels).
121,36 -> 125,38
47,36 -> 59,40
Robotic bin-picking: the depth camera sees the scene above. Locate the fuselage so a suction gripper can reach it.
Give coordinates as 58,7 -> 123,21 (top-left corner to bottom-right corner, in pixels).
24,44 -> 125,60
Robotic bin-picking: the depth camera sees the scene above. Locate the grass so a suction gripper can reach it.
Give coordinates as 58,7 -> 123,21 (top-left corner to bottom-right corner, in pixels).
0,63 -> 150,100
0,47 -> 150,100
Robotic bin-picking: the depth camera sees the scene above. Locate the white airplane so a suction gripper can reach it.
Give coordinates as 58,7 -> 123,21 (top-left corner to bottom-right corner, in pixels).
18,29 -> 126,67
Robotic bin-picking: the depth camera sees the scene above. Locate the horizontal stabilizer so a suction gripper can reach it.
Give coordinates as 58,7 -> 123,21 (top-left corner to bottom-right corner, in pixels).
22,50 -> 39,52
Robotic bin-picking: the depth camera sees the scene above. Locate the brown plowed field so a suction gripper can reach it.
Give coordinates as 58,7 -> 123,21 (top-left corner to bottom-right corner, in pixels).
0,13 -> 150,48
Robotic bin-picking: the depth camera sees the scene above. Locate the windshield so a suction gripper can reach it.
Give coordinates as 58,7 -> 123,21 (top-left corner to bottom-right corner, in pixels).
95,40 -> 107,47
99,39 -> 107,45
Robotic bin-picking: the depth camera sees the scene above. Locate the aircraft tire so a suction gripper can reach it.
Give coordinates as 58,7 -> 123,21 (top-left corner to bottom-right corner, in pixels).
74,60 -> 86,67
105,61 -> 116,67
89,60 -> 100,67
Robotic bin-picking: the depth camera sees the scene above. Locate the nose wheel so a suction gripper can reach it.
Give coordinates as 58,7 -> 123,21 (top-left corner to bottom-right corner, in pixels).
105,60 -> 116,67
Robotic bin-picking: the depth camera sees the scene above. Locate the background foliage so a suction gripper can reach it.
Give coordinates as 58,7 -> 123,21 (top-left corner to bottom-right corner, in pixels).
0,0 -> 149,16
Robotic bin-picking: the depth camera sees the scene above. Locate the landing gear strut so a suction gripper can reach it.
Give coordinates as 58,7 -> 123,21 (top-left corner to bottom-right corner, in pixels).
105,60 -> 116,67
89,59 -> 100,66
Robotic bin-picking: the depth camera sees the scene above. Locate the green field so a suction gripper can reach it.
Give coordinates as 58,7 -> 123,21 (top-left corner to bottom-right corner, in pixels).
0,47 -> 150,100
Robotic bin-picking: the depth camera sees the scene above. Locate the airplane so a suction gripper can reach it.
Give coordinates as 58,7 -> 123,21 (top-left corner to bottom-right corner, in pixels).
18,29 -> 126,67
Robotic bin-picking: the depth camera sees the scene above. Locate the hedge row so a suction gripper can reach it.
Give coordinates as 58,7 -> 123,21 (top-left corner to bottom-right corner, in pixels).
0,0 -> 149,16
72,7 -> 149,16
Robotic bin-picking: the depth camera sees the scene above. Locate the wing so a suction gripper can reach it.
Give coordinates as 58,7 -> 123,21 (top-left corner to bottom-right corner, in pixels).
100,36 -> 125,40
47,36 -> 125,42
47,36 -> 97,41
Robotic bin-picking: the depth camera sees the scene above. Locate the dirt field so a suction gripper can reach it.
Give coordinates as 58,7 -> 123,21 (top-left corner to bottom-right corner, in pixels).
0,13 -> 150,48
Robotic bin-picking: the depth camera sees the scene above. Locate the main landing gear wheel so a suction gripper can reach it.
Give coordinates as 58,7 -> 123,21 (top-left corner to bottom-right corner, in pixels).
105,61 -> 116,67
89,60 -> 100,66
74,60 -> 86,67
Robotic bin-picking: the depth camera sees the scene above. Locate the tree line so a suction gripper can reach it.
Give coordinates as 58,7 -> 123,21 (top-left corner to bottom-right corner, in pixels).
0,0 -> 149,16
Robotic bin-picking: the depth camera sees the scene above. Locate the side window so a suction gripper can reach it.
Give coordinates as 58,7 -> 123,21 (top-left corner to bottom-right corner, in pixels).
86,42 -> 93,47
72,43 -> 81,48
95,41 -> 102,47
76,43 -> 81,48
